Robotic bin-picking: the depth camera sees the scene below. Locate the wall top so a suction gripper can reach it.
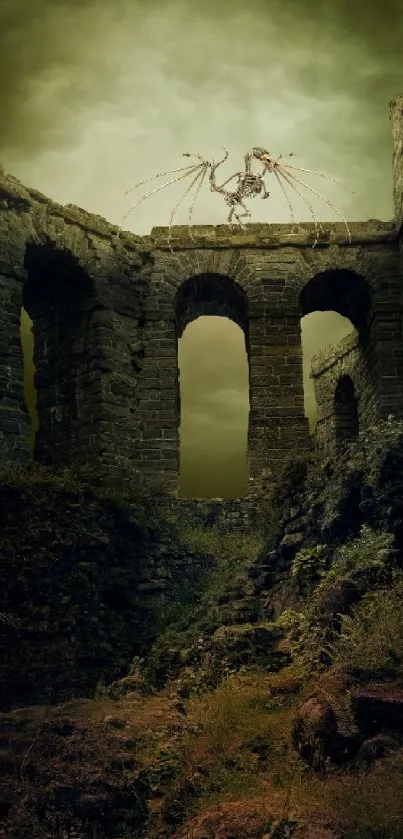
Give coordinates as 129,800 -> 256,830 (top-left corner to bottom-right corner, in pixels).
311,331 -> 359,378
0,162 -> 399,255
150,220 -> 397,251
0,165 -> 150,252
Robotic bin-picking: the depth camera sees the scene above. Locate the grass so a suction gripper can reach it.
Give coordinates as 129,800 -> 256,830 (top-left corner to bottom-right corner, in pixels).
304,752 -> 403,839
5,420 -> 403,837
178,523 -> 264,577
140,525 -> 266,690
332,577 -> 403,673
178,524 -> 264,622
179,672 -> 300,810
3,657 -> 403,839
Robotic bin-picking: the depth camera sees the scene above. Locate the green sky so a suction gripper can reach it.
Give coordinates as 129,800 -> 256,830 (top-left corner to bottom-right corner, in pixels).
1,0 -> 402,497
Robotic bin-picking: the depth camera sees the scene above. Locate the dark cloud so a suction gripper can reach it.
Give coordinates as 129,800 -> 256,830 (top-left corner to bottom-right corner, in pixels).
0,0 -> 121,156
1,0 -> 402,159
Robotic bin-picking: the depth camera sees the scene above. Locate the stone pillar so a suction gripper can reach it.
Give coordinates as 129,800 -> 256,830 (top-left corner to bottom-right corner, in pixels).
134,319 -> 179,493
370,312 -> 403,419
247,314 -> 310,490
389,97 -> 403,419
370,268 -> 403,419
31,305 -> 144,485
0,273 -> 30,462
74,308 -> 144,489
390,95 -> 403,228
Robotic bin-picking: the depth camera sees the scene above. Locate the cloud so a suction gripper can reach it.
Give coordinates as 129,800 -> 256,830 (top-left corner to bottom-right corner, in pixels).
2,0 -> 400,226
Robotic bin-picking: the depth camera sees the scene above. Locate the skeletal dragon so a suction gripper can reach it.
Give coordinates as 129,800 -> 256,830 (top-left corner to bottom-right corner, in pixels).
118,144 -> 352,250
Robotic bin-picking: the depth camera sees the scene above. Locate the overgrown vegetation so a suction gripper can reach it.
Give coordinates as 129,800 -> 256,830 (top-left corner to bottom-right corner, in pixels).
334,578 -> 403,672
142,527 -> 264,690
0,461 -> 214,708
2,419 -> 403,838
280,524 -> 402,671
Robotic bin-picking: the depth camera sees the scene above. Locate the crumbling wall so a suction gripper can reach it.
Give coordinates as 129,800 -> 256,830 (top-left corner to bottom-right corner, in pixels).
390,95 -> 403,228
173,498 -> 258,533
0,166 -> 152,484
311,332 -> 377,456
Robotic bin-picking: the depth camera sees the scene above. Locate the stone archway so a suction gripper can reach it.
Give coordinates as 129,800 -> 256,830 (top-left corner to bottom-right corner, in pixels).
300,268 -> 374,455
176,273 -> 249,336
175,273 -> 250,497
1,126 -> 403,498
23,240 -> 95,467
301,310 -> 354,433
299,268 -> 372,334
334,374 -> 359,448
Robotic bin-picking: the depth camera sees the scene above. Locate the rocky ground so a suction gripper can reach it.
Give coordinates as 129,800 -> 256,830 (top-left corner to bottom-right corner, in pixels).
1,419 -> 403,838
1,664 -> 403,838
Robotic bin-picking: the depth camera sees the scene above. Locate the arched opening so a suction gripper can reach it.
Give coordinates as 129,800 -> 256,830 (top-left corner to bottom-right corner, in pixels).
299,269 -> 371,434
301,311 -> 356,432
23,240 -> 95,465
334,375 -> 359,448
176,274 -> 249,499
178,316 -> 249,498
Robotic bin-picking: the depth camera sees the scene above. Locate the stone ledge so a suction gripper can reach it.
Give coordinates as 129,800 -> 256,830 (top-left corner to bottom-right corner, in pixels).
172,497 -> 258,533
150,220 -> 397,250
311,331 -> 359,377
0,164 -> 398,253
0,164 -> 151,250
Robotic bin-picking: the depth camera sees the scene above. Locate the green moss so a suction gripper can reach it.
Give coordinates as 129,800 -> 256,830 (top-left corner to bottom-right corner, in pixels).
291,544 -> 328,589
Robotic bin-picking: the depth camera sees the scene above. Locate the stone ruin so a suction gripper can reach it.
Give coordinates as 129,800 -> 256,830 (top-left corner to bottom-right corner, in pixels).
0,96 -> 402,527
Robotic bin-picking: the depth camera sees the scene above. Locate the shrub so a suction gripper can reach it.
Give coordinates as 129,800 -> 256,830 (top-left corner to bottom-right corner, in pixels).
277,527 -> 401,671
291,544 -> 328,589
331,525 -> 396,585
331,577 -> 403,672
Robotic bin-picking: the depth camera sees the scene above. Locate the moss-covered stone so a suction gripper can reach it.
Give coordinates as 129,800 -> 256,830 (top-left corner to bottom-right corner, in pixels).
0,465 -> 213,709
210,623 -> 287,669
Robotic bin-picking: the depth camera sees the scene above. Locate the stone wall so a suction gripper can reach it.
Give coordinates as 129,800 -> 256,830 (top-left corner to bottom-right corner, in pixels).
0,167 -> 153,485
0,95 -> 402,502
390,95 -> 403,228
173,498 -> 259,534
311,331 -> 376,456
143,223 -> 402,498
